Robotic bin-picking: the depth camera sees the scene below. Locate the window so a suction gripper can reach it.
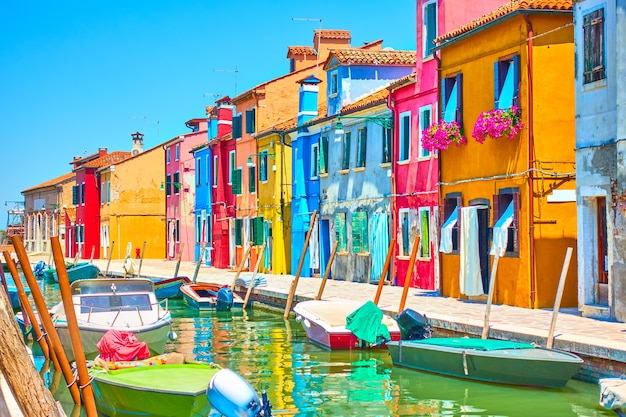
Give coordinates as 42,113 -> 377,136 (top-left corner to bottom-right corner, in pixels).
399,112 -> 411,161
382,125 -> 392,163
205,155 -> 210,185
330,71 -> 338,95
175,143 -> 180,161
320,136 -> 329,175
175,219 -> 180,242
442,74 -> 462,124
423,0 -> 437,58
440,194 -> 462,253
356,127 -> 367,168
212,155 -> 218,187
399,209 -> 411,257
166,148 -> 171,164
418,207 -> 431,258
341,132 -> 351,170
196,157 -> 201,186
173,171 -> 180,194
72,185 -> 78,205
196,215 -> 202,244
229,150 -> 236,184
235,218 -> 243,246
491,189 -> 520,255
419,105 -> 433,158
232,114 -> 242,139
583,8 -> 606,84
81,183 -> 85,204
248,165 -> 256,193
352,210 -> 369,253
259,151 -> 268,182
232,168 -> 242,195
101,181 -> 106,204
494,55 -> 520,109
311,143 -> 319,178
334,212 -> 347,252
107,181 -> 110,203
245,108 -> 256,134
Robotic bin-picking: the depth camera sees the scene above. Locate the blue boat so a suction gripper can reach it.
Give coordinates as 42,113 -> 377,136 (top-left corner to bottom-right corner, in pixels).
52,262 -> 100,283
6,277 -> 30,309
152,276 -> 191,299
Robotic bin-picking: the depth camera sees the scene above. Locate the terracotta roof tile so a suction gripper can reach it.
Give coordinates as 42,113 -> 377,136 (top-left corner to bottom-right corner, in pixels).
22,171 -> 75,194
315,29 -> 351,39
287,46 -> 317,56
387,73 -> 417,90
341,88 -> 390,114
326,49 -> 416,67
436,0 -> 573,44
78,151 -> 132,170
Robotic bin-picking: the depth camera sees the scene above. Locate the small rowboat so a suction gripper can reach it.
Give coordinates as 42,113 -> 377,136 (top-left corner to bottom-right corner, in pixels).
151,276 -> 191,299
180,283 -> 244,311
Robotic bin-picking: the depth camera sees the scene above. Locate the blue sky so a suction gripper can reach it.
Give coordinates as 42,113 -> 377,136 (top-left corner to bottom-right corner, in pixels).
0,1 -> 416,228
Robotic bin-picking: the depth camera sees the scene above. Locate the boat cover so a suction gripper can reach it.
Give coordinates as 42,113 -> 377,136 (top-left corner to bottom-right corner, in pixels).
415,337 -> 536,351
96,329 -> 150,361
600,378 -> 626,412
345,301 -> 391,345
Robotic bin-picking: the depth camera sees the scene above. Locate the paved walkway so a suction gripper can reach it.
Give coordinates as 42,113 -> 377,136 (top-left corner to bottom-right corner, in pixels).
25,255 -> 626,382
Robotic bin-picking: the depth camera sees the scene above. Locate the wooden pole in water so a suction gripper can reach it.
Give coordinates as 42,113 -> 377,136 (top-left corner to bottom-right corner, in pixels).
0,280 -> 64,417
104,241 -> 115,277
315,240 -> 339,301
89,245 -> 95,263
2,253 -> 52,363
374,238 -> 396,306
546,247 -> 573,350
398,235 -> 420,314
482,250 -> 501,339
284,210 -> 318,319
137,240 -> 147,277
231,242 -> 253,290
244,242 -> 266,308
192,244 -> 207,283
173,242 -> 185,278
72,251 -> 80,267
11,236 -> 82,405
52,236 -> 98,416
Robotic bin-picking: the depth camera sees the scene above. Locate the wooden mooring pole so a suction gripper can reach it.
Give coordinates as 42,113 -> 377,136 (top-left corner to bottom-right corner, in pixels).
244,243 -> 266,308
315,240 -> 339,301
173,242 -> 185,278
374,238 -> 395,306
482,250 -> 501,339
546,247 -> 573,350
231,242 -> 253,290
398,236 -> 420,314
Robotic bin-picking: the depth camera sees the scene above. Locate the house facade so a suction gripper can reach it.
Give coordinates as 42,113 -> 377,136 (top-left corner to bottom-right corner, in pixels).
575,0 -> 626,320
436,1 -> 578,308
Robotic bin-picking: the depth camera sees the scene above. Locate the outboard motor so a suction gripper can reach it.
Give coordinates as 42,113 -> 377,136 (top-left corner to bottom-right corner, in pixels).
397,309 -> 432,340
207,368 -> 272,417
216,287 -> 234,312
33,261 -> 46,277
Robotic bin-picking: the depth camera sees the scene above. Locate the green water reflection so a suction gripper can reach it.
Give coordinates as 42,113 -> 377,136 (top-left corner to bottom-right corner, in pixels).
33,283 -> 608,417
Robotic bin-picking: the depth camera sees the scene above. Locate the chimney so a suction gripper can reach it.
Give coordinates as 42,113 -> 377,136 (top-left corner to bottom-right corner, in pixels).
215,96 -> 233,138
98,148 -> 108,157
297,74 -> 322,127
131,131 -> 144,156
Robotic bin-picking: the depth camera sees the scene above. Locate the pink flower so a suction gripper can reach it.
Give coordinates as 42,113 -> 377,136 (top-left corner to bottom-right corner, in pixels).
421,120 -> 466,152
472,106 -> 524,144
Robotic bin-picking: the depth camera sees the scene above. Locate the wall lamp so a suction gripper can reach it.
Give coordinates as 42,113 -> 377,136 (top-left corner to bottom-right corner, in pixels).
335,115 -> 393,136
246,152 -> 276,167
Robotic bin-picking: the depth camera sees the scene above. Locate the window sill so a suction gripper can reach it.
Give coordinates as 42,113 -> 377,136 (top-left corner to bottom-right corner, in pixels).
337,251 -> 349,257
339,169 -> 350,175
319,173 -> 329,178
353,167 -> 365,172
355,252 -> 370,257
417,154 -> 435,161
422,54 -> 435,63
582,78 -> 607,92
397,160 -> 410,166
380,162 -> 392,168
397,255 -> 410,260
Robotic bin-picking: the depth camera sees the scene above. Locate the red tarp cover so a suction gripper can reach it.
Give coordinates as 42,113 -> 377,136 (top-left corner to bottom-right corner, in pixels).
96,329 -> 150,361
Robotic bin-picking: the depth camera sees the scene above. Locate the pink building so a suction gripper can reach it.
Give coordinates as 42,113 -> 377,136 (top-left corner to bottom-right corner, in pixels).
164,118 -> 208,261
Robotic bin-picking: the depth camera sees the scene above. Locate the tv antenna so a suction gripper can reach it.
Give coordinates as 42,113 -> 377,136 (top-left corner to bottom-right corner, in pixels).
213,66 -> 239,96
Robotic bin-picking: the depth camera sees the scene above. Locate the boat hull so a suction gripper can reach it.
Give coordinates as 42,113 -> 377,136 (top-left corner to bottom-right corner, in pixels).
53,262 -> 100,283
388,338 -> 583,388
294,300 -> 401,350
153,276 -> 191,299
181,283 -> 245,310
92,363 -> 221,417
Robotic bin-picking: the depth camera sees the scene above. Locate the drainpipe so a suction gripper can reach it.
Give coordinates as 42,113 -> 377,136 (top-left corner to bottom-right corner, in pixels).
387,91 -> 398,285
434,50 -> 443,295
524,15 -> 537,308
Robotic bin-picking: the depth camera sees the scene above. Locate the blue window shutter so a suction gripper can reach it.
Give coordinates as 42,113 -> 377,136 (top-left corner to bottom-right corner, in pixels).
494,61 -> 500,109
455,73 -> 463,125
426,3 -> 437,56
72,185 -> 78,205
441,77 -> 448,114
245,109 -> 255,134
513,55 -> 521,107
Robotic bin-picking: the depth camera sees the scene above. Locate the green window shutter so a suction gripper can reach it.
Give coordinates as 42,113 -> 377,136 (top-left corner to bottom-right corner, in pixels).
72,185 -> 78,205
361,212 -> 369,252
173,172 -> 180,193
402,115 -> 410,160
248,166 -> 256,193
232,169 -> 242,195
166,174 -> 171,196
420,210 -> 430,257
383,127 -> 392,163
342,132 -> 351,170
235,218 -> 242,246
245,109 -> 255,133
254,217 -> 264,246
334,213 -> 346,252
352,212 -> 365,253
233,115 -> 242,139
357,128 -> 367,168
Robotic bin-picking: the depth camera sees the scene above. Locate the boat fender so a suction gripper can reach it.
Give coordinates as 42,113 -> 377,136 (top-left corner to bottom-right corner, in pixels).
168,330 -> 178,341
216,287 -> 234,312
207,368 -> 272,417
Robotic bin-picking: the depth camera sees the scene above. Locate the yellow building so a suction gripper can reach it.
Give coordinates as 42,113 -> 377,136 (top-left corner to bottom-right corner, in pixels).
99,144 -> 166,260
436,1 -> 577,308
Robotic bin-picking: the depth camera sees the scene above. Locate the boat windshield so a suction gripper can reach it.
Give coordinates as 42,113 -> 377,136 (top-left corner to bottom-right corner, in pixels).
79,294 -> 153,313
71,279 -> 153,295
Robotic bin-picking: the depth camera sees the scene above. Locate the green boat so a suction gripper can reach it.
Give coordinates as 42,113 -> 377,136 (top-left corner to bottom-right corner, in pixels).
388,337 -> 583,388
91,362 -> 222,417
47,262 -> 100,283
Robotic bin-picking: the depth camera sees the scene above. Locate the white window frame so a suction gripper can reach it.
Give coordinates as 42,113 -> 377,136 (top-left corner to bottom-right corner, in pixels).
422,0 -> 438,59
213,155 -> 219,187
399,111 -> 411,162
311,143 -> 319,179
229,150 -> 236,184
175,143 -> 180,161
418,105 -> 433,159
399,208 -> 411,257
330,71 -> 338,96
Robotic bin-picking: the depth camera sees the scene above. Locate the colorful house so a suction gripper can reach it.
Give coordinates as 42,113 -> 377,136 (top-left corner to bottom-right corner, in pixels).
435,1 -> 577,308
68,148 -> 131,259
208,97 -> 237,269
163,119 -> 209,262
387,0 -> 511,291
575,0 -> 625,320
98,134 -> 166,260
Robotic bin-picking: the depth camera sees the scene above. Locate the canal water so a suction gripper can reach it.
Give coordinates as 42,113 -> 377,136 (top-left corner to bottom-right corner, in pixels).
30,280 -> 609,417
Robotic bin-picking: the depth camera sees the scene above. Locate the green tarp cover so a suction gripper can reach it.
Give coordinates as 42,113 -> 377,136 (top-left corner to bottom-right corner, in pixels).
415,337 -> 536,351
345,301 -> 391,345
